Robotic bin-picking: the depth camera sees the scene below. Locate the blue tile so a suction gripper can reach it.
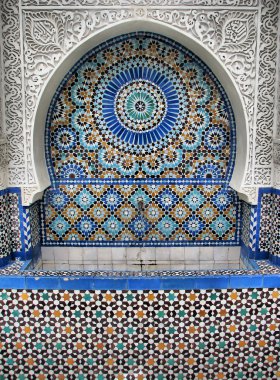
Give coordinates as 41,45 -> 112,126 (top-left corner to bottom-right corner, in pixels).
159,277 -> 196,290
262,275 -> 280,288
93,278 -> 128,290
194,276 -> 230,289
127,278 -> 161,290
0,276 -> 25,289
60,277 -> 94,290
25,276 -> 61,290
229,275 -> 263,289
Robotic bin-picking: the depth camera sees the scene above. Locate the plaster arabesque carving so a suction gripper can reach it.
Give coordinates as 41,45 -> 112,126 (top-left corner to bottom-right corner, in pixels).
0,0 -> 279,205
21,0 -> 260,6
23,9 -> 257,177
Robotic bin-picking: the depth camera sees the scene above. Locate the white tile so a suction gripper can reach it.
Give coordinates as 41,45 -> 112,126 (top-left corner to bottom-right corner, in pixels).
155,247 -> 170,261
86,264 -> 99,271
112,263 -> 128,271
228,246 -> 241,260
97,247 -> 112,261
126,264 -> 141,271
126,247 -> 141,261
169,247 -> 184,261
213,262 -> 229,270
199,261 -> 214,270
98,262 -> 113,270
41,247 -> 54,262
54,248 -> 69,262
152,263 -> 171,270
199,247 -> 214,261
83,247 -> 98,261
140,247 -> 156,261
213,246 -> 229,261
170,262 -> 185,270
69,263 -> 84,270
184,247 -> 200,261
184,264 -> 200,270
83,260 -> 98,265
111,247 -> 127,261
228,262 -> 240,269
68,248 -> 84,262
42,262 -> 55,270
55,263 -> 70,270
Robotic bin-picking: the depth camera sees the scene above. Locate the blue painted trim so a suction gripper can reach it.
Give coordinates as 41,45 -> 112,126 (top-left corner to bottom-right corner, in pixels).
0,272 -> 279,290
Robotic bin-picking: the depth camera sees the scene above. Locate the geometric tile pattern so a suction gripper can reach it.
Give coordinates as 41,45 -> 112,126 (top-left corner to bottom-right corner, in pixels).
0,191 -> 11,258
259,192 -> 274,253
270,192 -> 280,258
29,201 -> 41,248
0,190 -> 22,259
8,192 -> 22,254
0,288 -> 279,378
22,208 -> 32,252
42,184 -> 240,245
47,32 -> 235,183
249,206 -> 258,253
241,201 -> 251,247
241,201 -> 257,252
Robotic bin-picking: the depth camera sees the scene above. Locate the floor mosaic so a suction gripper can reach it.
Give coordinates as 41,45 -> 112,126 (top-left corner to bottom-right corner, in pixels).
0,288 -> 279,379
42,184 -> 241,245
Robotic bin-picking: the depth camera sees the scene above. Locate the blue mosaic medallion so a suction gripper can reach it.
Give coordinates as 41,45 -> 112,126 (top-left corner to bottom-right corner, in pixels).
47,32 -> 235,181
42,32 -> 240,247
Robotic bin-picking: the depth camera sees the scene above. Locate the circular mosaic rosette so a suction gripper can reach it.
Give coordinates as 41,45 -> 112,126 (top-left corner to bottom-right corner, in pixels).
47,32 -> 234,181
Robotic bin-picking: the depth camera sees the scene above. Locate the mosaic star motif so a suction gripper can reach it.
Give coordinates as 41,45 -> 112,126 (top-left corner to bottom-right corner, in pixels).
47,32 -> 235,181
43,184 -> 240,244
43,32 -> 239,247
0,289 -> 279,379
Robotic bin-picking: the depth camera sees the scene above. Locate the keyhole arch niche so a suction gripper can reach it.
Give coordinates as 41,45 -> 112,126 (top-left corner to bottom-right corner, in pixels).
33,19 -> 249,246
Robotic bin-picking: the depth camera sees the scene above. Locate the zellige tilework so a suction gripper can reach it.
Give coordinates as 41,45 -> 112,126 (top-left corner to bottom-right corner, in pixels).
42,184 -> 240,245
0,288 -> 279,379
47,32 -> 235,182
43,32 -> 239,247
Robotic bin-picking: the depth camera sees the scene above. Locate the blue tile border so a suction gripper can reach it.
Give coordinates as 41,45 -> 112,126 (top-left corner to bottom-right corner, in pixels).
0,272 -> 279,290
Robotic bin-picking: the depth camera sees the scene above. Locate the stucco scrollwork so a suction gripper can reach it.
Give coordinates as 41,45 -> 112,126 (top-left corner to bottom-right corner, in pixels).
274,164 -> 280,189
239,187 -> 259,206
254,0 -> 279,184
273,140 -> 280,165
22,186 -> 40,206
1,0 -> 25,186
148,9 -> 257,186
1,0 -> 277,201
0,139 -> 8,168
21,0 -> 260,7
21,7 -> 259,199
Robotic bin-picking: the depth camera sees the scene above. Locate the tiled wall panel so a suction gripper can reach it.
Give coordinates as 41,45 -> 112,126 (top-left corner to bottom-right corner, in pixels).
42,32 -> 240,247
0,288 -> 279,379
42,184 -> 241,246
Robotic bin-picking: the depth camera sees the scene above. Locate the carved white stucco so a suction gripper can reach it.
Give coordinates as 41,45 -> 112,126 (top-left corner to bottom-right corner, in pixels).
0,0 -> 279,204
